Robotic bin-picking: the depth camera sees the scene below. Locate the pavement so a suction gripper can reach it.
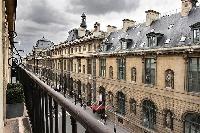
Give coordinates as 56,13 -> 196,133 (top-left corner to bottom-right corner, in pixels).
54,94 -> 133,133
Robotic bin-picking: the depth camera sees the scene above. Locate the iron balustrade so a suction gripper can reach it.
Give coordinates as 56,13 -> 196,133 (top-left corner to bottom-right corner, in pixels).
18,66 -> 113,133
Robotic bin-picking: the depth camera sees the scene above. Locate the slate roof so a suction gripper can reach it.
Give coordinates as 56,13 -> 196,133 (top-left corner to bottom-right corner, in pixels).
35,36 -> 54,49
101,7 -> 200,53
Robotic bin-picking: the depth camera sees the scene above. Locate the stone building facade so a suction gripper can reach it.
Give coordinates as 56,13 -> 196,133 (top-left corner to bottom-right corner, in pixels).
0,0 -> 17,132
26,1 -> 200,133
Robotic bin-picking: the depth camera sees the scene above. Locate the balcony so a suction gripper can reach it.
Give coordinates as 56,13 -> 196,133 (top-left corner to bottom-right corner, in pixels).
16,66 -> 113,133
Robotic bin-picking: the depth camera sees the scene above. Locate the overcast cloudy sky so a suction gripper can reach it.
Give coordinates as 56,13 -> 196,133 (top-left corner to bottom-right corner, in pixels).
16,0 -> 183,56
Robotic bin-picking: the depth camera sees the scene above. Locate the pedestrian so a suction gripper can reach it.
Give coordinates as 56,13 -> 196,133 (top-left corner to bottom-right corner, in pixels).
104,114 -> 107,125
83,102 -> 86,110
114,124 -> 116,133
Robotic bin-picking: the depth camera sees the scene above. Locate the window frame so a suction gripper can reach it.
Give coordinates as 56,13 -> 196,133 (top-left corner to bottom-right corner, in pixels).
99,58 -> 106,77
117,58 -> 126,80
187,57 -> 200,92
145,58 -> 156,85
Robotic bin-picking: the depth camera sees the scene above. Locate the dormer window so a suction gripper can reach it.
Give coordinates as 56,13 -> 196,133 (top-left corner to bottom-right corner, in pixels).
120,38 -> 132,49
190,22 -> 200,43
146,32 -> 164,47
147,36 -> 156,47
193,29 -> 200,43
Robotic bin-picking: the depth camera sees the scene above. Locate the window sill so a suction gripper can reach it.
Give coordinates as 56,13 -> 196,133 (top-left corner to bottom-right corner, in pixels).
186,91 -> 200,97
144,84 -> 154,88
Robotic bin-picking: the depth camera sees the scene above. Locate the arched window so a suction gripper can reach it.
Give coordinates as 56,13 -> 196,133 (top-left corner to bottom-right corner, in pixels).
130,98 -> 136,114
164,110 -> 173,130
131,67 -> 137,82
184,113 -> 200,133
165,69 -> 174,89
108,91 -> 114,106
142,100 -> 156,129
117,92 -> 126,115
109,66 -> 113,79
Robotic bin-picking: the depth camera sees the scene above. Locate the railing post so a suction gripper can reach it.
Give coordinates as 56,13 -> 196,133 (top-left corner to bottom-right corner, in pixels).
49,96 -> 53,133
62,107 -> 66,133
40,91 -> 45,133
54,100 -> 59,133
70,116 -> 77,133
45,93 -> 49,133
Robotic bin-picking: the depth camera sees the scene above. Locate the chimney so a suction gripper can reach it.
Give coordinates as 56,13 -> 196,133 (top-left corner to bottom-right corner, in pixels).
94,22 -> 100,32
181,0 -> 197,17
145,10 -> 160,27
122,19 -> 136,31
107,25 -> 117,34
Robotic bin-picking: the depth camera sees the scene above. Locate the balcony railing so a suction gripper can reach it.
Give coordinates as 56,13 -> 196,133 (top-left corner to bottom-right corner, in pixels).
17,66 -> 113,133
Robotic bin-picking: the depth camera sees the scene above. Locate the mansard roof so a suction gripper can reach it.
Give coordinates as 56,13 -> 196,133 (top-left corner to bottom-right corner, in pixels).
101,7 -> 200,53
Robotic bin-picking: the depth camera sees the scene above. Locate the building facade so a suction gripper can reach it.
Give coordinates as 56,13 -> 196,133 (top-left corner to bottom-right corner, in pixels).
0,0 -> 17,132
26,1 -> 200,133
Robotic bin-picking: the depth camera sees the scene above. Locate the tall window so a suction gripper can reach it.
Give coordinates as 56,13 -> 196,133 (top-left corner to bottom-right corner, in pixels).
145,58 -> 156,85
71,48 -> 73,54
147,36 -> 156,47
131,67 -> 136,82
108,92 -> 113,106
130,98 -> 136,114
87,59 -> 92,74
193,28 -> 200,43
83,65 -> 85,74
184,113 -> 200,133
117,58 -> 126,80
64,60 -> 66,70
79,46 -> 81,52
88,44 -> 91,51
188,58 -> 200,92
78,59 -> 81,73
117,92 -> 125,115
74,64 -> 76,72
99,58 -> 106,77
164,110 -> 173,130
142,100 -> 156,129
165,69 -> 174,89
70,59 -> 73,71
83,45 -> 86,51
109,66 -> 113,79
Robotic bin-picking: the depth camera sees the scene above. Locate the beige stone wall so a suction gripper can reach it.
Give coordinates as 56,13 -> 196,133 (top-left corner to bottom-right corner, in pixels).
0,1 -> 4,132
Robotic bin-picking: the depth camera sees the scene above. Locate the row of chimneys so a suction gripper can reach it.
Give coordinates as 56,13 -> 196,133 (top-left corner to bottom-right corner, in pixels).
92,0 -> 198,33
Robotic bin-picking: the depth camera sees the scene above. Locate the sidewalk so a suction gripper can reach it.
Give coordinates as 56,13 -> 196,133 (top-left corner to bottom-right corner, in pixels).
64,94 -> 133,133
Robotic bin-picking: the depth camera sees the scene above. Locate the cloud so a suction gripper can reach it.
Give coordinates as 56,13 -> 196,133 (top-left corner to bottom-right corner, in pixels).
67,0 -> 140,15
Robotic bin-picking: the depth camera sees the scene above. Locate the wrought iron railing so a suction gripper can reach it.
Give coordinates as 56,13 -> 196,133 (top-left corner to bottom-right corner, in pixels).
18,66 -> 113,133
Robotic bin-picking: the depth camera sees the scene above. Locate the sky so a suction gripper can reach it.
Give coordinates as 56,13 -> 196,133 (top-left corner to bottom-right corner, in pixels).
15,0 -> 183,56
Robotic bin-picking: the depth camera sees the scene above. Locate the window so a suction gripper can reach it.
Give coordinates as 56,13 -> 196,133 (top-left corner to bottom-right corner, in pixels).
74,64 -> 76,72
184,113 -> 200,133
83,65 -> 85,74
117,92 -> 125,115
147,36 -> 156,47
108,92 -> 113,106
145,58 -> 156,85
193,29 -> 200,43
88,44 -> 91,51
109,66 -> 113,79
142,100 -> 156,129
120,41 -> 127,50
94,44 -> 96,51
71,48 -> 73,53
99,58 -> 106,77
117,58 -> 126,80
130,99 -> 136,114
83,45 -> 86,51
75,47 -> 77,52
165,69 -> 174,89
79,46 -> 81,52
131,67 -> 136,82
188,58 -> 200,92
78,59 -> 81,73
87,59 -> 92,74
64,60 -> 66,70
70,59 -> 73,71
164,110 -> 173,130
146,32 -> 163,47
